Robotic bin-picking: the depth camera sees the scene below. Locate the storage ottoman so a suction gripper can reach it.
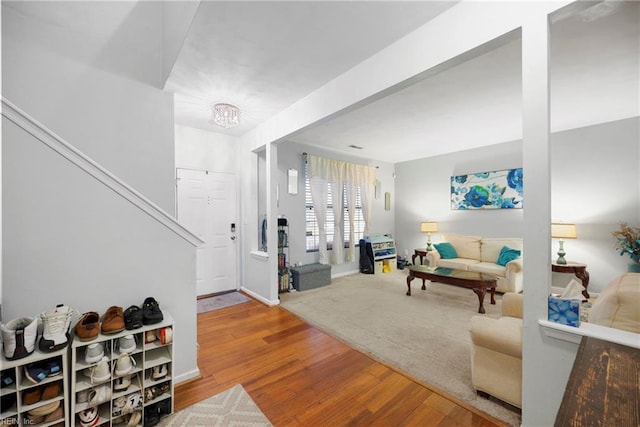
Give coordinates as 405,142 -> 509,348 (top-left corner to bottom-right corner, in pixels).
291,263 -> 331,291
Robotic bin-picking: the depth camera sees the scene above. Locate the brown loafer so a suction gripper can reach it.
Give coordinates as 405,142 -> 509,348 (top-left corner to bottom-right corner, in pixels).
41,381 -> 61,401
22,387 -> 42,405
75,312 -> 101,341
101,306 -> 125,334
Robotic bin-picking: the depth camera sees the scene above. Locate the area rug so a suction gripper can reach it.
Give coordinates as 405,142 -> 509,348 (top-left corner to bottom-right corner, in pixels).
279,269 -> 521,426
158,384 -> 272,426
197,292 -> 251,314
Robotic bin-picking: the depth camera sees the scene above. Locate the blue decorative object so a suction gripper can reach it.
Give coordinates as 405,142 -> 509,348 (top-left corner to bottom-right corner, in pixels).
548,296 -> 580,327
451,168 -> 523,210
496,246 -> 521,266
434,242 -> 458,259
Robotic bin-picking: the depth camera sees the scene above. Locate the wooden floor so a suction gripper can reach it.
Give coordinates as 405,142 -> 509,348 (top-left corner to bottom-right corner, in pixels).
174,297 -> 506,426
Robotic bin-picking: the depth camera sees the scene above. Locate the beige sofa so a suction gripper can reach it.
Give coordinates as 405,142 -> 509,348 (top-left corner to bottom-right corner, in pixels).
470,293 -> 523,408
589,272 -> 640,333
425,234 -> 523,293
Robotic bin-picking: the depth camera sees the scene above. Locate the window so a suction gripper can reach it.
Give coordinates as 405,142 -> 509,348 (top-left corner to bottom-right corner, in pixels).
305,174 -> 364,252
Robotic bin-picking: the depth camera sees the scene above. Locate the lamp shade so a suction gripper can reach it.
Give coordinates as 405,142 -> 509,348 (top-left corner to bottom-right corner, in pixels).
551,223 -> 577,239
420,221 -> 438,233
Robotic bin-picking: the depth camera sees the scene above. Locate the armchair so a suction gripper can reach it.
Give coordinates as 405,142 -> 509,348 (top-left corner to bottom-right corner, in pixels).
469,293 -> 523,408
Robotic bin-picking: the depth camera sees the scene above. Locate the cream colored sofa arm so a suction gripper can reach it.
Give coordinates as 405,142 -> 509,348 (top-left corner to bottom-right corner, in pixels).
470,316 -> 522,359
425,250 -> 440,266
505,258 -> 523,273
502,293 -> 523,318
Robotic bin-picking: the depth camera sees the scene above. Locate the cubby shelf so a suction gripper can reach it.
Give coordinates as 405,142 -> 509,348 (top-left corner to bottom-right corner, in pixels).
69,313 -> 174,427
1,346 -> 69,426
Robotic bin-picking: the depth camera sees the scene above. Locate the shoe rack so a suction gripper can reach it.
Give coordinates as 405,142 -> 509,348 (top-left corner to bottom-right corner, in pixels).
0,346 -> 69,426
69,313 -> 174,426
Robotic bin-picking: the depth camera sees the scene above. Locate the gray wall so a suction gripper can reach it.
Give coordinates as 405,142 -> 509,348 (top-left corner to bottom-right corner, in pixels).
395,116 -> 640,293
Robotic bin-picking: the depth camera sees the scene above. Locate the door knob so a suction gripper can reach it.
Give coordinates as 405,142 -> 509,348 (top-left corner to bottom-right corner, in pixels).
230,235 -> 236,240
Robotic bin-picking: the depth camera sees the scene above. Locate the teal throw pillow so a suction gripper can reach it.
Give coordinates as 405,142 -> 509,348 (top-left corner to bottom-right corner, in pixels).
434,242 -> 458,259
496,246 -> 521,266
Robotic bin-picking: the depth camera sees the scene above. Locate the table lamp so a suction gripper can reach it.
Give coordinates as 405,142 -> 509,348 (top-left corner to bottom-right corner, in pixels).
420,221 -> 438,251
551,223 -> 577,265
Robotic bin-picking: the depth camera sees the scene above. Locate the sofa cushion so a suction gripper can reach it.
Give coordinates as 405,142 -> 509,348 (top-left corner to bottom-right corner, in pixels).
438,258 -> 480,270
589,273 -> 640,333
469,262 -> 506,277
434,242 -> 458,259
496,246 -> 522,266
444,234 -> 481,260
481,238 -> 523,263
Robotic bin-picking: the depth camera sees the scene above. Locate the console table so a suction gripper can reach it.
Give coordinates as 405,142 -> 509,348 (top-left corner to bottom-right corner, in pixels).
552,262 -> 590,299
555,336 -> 639,426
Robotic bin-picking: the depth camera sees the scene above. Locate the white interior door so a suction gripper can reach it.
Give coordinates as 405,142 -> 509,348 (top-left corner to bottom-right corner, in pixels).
177,169 -> 238,296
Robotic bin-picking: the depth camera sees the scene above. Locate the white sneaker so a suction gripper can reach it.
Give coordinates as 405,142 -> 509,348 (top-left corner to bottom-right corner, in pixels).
39,304 -> 73,352
0,317 -> 38,360
118,335 -> 136,354
87,384 -> 111,405
85,343 -> 104,364
85,356 -> 110,384
114,354 -> 136,377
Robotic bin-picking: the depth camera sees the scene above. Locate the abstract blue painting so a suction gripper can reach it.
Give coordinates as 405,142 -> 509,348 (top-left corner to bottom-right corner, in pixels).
451,168 -> 523,210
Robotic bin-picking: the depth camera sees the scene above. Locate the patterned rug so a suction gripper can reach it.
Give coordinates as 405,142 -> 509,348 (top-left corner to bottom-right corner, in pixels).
197,292 -> 251,314
158,384 -> 272,426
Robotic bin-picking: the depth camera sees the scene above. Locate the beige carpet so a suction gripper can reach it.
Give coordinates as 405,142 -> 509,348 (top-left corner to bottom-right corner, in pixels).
279,269 -> 521,426
158,384 -> 272,426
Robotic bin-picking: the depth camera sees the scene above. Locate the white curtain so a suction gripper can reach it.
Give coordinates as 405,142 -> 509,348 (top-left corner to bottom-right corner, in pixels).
345,183 -> 357,262
307,154 -> 377,265
309,176 -> 328,264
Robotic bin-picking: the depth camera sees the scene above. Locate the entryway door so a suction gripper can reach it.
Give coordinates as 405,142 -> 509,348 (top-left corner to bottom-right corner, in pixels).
176,169 -> 238,296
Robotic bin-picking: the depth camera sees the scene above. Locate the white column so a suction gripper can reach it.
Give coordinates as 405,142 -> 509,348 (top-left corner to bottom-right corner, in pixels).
521,8 -> 579,426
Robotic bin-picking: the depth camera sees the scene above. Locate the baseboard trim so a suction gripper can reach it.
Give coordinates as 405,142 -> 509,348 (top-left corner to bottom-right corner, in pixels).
241,286 -> 279,306
332,269 -> 360,278
174,368 -> 202,386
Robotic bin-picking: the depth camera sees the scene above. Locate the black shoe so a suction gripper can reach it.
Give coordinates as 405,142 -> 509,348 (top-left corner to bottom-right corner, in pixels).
144,405 -> 160,427
158,398 -> 172,416
124,305 -> 144,330
1,371 -> 15,388
142,298 -> 163,325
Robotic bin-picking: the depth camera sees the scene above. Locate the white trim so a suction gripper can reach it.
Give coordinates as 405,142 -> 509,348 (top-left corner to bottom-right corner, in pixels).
250,251 -> 269,260
332,269 -> 360,278
241,286 -> 279,306
2,98 -> 203,247
173,368 -> 202,385
539,319 -> 640,349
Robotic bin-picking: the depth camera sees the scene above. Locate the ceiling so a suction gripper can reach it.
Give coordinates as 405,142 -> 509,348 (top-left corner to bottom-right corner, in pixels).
166,1 -> 459,135
168,1 -> 638,164
7,1 -> 635,164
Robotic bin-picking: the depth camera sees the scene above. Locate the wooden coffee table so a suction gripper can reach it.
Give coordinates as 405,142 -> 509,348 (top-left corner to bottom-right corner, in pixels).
406,265 -> 497,313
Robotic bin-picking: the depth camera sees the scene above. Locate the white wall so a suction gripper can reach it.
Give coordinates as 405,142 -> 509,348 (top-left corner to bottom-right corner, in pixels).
175,124 -> 239,173
3,118 -> 198,382
395,139 -> 523,259
2,2 -> 199,383
2,2 -> 175,213
395,117 -> 639,293
162,2 -> 201,85
277,141 -> 395,276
